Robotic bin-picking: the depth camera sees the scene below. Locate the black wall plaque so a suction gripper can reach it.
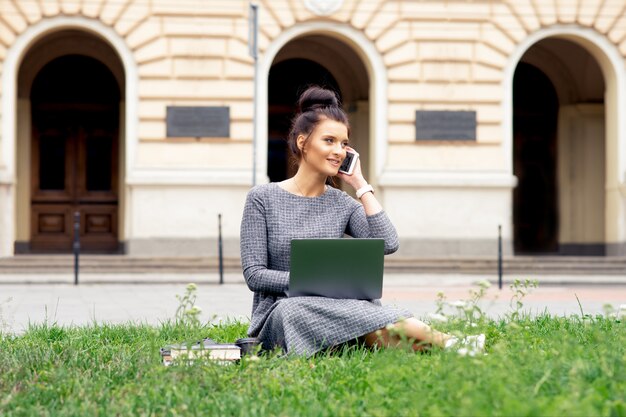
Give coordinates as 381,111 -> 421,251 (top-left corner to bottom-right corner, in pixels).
166,106 -> 230,138
415,110 -> 476,141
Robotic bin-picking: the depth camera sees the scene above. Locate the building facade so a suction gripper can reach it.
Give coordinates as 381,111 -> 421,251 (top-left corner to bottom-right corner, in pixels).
0,0 -> 625,258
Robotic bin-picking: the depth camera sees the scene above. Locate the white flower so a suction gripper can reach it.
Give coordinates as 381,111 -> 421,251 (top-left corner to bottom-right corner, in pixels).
477,280 -> 492,289
427,313 -> 448,322
186,283 -> 197,291
449,300 -> 467,308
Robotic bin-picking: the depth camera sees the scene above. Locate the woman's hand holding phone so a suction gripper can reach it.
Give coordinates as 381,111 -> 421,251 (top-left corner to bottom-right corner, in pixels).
338,146 -> 369,191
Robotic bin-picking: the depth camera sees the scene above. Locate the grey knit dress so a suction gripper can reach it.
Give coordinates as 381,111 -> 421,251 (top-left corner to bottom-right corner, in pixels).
240,183 -> 413,356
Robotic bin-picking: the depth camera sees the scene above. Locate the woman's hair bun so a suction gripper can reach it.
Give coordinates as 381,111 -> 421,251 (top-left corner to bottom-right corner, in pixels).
298,86 -> 340,113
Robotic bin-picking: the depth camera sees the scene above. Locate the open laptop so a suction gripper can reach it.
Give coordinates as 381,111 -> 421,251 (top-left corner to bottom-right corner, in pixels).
289,238 -> 385,300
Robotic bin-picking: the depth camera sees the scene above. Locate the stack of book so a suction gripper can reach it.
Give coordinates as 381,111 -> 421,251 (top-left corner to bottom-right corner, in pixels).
160,338 -> 241,366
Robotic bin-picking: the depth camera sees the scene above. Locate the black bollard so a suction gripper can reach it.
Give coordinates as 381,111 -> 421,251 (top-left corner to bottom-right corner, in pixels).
73,211 -> 80,285
218,214 -> 224,285
498,224 -> 503,290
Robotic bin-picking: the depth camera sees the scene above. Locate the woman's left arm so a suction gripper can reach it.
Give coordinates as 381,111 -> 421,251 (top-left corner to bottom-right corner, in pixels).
338,147 -> 399,254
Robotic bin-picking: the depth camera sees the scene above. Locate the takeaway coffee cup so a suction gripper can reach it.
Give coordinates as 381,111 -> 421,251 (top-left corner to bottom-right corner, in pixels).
235,337 -> 260,356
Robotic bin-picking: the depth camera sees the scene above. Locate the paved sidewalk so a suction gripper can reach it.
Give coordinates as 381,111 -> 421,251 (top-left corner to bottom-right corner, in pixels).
1,272 -> 625,335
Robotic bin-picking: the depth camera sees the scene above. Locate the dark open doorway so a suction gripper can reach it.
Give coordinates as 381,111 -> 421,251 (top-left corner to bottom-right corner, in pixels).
513,62 -> 559,254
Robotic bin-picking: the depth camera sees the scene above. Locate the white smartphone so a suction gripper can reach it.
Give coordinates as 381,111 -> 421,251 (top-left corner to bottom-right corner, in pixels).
338,150 -> 359,175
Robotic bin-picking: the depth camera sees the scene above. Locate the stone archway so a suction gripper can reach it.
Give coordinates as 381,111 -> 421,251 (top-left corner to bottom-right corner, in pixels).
258,23 -> 387,187
511,33 -> 610,255
0,16 -> 138,257
15,29 -> 125,253
268,34 -> 370,189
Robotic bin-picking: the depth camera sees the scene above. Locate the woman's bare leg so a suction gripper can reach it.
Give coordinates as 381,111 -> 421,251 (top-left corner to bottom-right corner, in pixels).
364,318 -> 453,351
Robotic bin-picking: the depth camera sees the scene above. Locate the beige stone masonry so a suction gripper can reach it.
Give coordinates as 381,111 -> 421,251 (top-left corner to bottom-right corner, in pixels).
594,0 -> 625,34
350,0 -> 383,30
507,0 -> 541,33
388,82 -> 502,104
410,21 -> 482,42
287,0 -> 311,22
0,1 -> 27,33
40,0 -> 61,17
139,79 -> 253,101
0,20 -> 15,46
376,20 -> 410,53
577,0 -> 603,27
139,118 -> 252,142
480,23 -> 516,56
472,63 -> 504,82
224,58 -> 254,79
418,41 -> 474,61
101,0 -> 130,26
230,120 -> 252,141
474,42 -> 508,69
388,123 -> 415,142
533,0 -> 558,26
138,59 -> 171,78
125,18 -> 161,50
556,0 -> 578,24
115,1 -> 150,37
169,37 -> 228,58
138,101 -> 168,120
476,124 -> 504,144
80,0 -> 103,19
256,28 -> 271,53
491,3 -> 527,43
384,41 -> 417,67
172,57 -> 223,79
422,62 -> 472,82
60,0 -> 81,15
388,102 -> 501,125
256,5 -> 282,40
163,0 -> 245,17
138,120 -> 165,140
135,37 -> 168,64
139,100 -> 253,121
400,1 -> 491,21
388,121 -> 500,145
327,0 -> 360,23
608,12 -> 626,44
15,0 -> 42,25
227,37 -> 253,63
388,61 -> 421,81
136,141 -> 251,169
260,0 -> 294,29
364,1 -> 400,41
386,144 -> 505,171
162,16 -> 236,37
619,38 -> 626,56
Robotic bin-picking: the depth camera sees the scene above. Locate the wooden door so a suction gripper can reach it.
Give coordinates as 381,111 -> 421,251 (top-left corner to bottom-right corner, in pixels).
31,104 -> 119,253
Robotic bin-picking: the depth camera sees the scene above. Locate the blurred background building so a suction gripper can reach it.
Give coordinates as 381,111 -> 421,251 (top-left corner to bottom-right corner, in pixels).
0,0 -> 625,259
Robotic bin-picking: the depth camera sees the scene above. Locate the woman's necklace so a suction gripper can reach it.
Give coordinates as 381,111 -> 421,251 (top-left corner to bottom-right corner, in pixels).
292,176 -> 325,197
292,177 -> 306,197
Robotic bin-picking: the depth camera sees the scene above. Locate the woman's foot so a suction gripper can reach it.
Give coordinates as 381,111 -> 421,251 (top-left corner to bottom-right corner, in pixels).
444,334 -> 486,356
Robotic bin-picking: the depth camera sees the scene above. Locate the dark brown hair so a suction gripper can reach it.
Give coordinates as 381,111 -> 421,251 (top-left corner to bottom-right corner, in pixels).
287,86 -> 350,161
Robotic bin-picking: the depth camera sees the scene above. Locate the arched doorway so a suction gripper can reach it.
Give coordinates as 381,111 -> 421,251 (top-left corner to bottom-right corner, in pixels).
16,30 -> 124,253
513,38 -> 606,255
268,35 -> 370,186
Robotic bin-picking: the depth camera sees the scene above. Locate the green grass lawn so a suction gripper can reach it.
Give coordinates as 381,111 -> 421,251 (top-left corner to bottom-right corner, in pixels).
1,312 -> 624,417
